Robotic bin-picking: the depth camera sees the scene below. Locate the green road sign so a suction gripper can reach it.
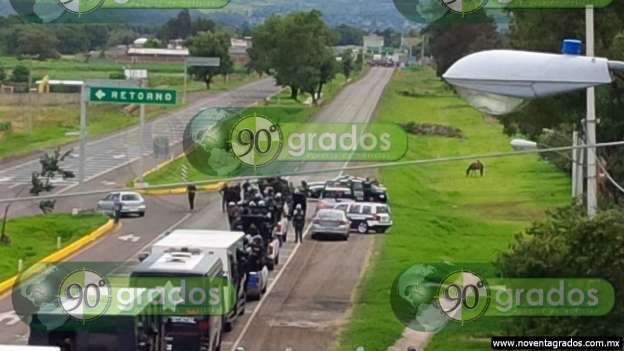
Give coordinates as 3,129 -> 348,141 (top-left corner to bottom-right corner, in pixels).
89,87 -> 177,105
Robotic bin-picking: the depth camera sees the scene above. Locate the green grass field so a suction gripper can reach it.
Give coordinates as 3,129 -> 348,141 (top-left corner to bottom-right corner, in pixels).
0,213 -> 108,281
0,56 -> 259,160
335,66 -> 570,351
143,68 -> 368,185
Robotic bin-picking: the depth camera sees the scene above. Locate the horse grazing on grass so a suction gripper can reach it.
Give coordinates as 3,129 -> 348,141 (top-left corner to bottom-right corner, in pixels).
466,160 -> 484,177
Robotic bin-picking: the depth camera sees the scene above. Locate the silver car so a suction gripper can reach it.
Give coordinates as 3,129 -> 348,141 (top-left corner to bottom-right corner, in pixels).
310,209 -> 351,240
96,191 -> 146,217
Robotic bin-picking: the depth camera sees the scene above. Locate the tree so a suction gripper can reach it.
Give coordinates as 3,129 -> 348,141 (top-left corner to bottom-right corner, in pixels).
496,205 -> 624,336
340,49 -> 355,80
0,66 -> 5,82
192,18 -> 216,35
159,10 -> 193,42
11,65 -> 30,83
9,25 -> 60,59
334,24 -> 365,45
376,28 -> 401,48
184,31 -> 234,89
250,11 -> 337,101
424,10 -> 501,76
54,26 -> 89,54
107,28 -> 139,46
143,37 -> 161,48
30,148 -> 75,214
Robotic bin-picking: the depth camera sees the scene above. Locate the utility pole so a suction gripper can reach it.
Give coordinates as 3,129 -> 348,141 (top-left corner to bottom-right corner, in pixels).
139,79 -> 146,184
79,83 -> 87,190
586,6 -> 598,217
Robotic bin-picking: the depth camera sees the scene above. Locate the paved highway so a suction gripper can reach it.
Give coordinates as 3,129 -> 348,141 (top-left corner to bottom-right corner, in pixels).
0,67 -> 395,350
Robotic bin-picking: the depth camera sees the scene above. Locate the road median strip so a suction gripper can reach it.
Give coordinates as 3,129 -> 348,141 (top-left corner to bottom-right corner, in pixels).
136,182 -> 224,196
0,219 -> 116,296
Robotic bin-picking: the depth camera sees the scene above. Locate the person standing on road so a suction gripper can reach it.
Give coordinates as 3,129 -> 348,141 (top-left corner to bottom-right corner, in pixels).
187,184 -> 197,211
113,196 -> 122,224
293,204 -> 306,244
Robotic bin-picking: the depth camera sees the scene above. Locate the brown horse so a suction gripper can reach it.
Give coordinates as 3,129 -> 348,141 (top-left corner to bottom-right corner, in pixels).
466,160 -> 484,177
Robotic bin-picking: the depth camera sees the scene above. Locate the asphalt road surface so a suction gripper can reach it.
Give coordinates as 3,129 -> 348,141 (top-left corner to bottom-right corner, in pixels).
231,66 -> 395,351
0,67 -> 395,350
0,77 -> 280,216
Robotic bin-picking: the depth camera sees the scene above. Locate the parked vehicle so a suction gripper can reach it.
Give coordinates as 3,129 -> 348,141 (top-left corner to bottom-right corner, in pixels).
334,202 -> 393,233
306,181 -> 326,199
96,191 -> 146,217
131,251 -> 225,351
310,209 -> 351,240
317,186 -> 355,210
148,229 -> 248,332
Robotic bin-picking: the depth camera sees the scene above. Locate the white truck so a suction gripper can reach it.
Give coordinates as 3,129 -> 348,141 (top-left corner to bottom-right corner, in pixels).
148,229 -> 249,331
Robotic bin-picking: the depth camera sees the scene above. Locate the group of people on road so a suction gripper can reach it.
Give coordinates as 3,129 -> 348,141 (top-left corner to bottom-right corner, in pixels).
182,177 -> 308,244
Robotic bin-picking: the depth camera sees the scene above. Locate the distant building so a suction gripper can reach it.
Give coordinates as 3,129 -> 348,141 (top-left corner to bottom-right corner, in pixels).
132,37 -> 149,48
229,37 -> 252,66
127,48 -> 189,64
363,34 -> 384,52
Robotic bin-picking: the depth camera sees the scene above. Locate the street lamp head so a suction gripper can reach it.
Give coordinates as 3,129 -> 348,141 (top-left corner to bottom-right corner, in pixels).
443,50 -> 613,115
510,138 -> 538,151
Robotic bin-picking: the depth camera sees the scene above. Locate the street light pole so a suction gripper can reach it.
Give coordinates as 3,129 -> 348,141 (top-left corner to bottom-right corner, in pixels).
585,5 -> 598,217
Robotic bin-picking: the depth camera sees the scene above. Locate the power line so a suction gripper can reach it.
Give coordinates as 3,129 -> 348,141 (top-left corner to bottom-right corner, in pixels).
2,140 -> 624,205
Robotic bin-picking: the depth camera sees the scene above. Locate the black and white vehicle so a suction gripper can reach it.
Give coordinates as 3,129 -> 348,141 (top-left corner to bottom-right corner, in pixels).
148,229 -> 248,332
317,186 -> 355,211
96,191 -> 146,217
334,202 -> 393,233
131,250 -> 225,351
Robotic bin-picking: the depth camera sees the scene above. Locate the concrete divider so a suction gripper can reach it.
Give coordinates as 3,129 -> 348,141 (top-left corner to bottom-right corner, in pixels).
136,182 -> 224,196
0,219 -> 116,296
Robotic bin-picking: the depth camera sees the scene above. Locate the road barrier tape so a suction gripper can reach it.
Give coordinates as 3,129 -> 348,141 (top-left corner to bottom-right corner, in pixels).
0,219 -> 116,296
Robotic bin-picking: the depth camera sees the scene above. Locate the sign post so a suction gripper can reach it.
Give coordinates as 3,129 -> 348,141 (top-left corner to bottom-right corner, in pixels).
89,87 -> 177,105
80,85 -> 177,187
183,56 -> 220,104
79,84 -> 87,190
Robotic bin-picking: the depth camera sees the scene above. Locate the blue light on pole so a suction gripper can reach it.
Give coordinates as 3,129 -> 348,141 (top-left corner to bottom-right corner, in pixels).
561,39 -> 583,55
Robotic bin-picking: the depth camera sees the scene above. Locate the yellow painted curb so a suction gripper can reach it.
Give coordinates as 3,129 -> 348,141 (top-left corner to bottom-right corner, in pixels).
0,219 -> 117,296
136,182 -> 224,196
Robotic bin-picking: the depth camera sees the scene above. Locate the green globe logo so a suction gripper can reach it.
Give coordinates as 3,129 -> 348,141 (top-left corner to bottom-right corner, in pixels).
437,270 -> 489,321
230,115 -> 283,167
440,0 -> 487,14
58,0 -> 104,14
58,269 -> 112,321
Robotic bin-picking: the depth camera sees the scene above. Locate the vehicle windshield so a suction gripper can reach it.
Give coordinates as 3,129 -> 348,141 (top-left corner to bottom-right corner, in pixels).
318,211 -> 344,221
121,194 -> 140,201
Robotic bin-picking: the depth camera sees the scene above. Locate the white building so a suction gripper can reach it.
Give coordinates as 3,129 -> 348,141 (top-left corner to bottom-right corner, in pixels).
363,34 -> 384,52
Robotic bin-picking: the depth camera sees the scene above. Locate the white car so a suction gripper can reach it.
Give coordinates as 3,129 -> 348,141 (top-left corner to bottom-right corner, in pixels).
96,191 -> 146,217
310,209 -> 351,240
334,202 -> 393,233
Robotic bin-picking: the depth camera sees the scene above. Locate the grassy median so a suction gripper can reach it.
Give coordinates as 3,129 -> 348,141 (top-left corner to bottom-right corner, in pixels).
0,56 -> 258,160
0,213 -> 108,281
335,67 -> 570,350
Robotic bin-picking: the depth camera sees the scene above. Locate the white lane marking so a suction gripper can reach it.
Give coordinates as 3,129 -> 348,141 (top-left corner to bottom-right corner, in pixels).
0,311 -> 20,326
118,234 -> 141,242
230,222 -> 313,351
129,213 -> 192,260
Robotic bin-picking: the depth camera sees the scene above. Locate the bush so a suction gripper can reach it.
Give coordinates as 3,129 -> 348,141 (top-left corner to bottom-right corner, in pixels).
0,122 -> 11,132
109,72 -> 125,79
0,67 -> 5,82
496,205 -> 624,336
11,65 -> 30,83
